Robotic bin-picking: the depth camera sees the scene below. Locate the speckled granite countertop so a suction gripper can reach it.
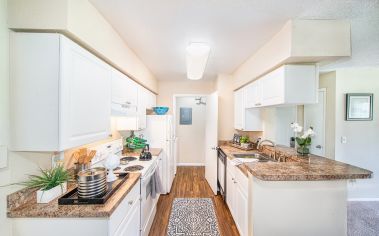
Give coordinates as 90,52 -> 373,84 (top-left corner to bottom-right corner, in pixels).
7,173 -> 141,218
219,144 -> 372,181
7,148 -> 162,218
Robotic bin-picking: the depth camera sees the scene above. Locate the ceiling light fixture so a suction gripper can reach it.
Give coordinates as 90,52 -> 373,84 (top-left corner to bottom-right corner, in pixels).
186,42 -> 210,80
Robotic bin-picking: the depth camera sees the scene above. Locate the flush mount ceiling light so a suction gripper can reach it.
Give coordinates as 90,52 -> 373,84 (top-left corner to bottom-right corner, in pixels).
186,42 -> 210,80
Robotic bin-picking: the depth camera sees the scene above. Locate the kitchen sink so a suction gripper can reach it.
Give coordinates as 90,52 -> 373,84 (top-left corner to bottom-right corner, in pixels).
232,153 -> 276,162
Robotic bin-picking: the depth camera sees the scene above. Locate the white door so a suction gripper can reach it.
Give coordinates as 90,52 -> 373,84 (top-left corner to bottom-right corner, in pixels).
205,92 -> 218,194
304,89 -> 326,156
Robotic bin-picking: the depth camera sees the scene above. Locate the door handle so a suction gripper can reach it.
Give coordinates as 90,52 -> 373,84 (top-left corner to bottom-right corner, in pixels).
315,145 -> 322,149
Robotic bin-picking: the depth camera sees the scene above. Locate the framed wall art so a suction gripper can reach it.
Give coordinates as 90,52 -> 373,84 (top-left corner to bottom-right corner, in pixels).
345,93 -> 373,121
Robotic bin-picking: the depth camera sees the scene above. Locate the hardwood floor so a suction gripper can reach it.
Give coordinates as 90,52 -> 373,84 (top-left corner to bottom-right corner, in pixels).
148,166 -> 240,236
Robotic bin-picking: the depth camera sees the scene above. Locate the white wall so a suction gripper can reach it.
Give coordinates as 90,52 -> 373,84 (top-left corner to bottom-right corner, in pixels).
0,1 -> 52,235
175,97 -> 206,165
334,68 -> 379,199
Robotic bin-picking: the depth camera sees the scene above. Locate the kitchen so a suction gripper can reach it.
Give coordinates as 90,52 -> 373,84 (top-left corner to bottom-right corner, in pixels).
1,1 -> 378,236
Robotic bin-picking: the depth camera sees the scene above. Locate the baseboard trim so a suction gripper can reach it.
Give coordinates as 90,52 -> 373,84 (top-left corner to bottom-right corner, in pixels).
177,163 -> 205,166
348,198 -> 379,201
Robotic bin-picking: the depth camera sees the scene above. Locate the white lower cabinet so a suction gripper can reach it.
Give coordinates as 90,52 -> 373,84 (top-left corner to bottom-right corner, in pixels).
113,198 -> 140,236
12,181 -> 141,236
226,159 -> 248,236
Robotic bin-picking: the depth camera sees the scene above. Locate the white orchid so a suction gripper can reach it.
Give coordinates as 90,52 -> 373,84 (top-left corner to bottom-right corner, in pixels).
290,123 -> 316,155
290,122 -> 303,133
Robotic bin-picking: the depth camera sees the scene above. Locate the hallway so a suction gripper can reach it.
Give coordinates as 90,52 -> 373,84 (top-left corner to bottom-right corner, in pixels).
149,166 -> 240,236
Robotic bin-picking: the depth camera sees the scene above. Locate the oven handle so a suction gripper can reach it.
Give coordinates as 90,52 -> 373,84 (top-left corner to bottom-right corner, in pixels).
141,161 -> 159,183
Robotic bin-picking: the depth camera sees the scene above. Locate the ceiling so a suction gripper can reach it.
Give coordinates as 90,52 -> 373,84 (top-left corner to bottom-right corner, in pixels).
90,0 -> 379,81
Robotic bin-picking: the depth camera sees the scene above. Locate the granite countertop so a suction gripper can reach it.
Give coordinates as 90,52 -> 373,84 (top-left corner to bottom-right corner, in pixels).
7,172 -> 141,218
219,144 -> 372,181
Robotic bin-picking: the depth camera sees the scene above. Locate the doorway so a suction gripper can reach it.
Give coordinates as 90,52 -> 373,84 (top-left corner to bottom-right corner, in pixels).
174,95 -> 208,166
304,88 -> 326,156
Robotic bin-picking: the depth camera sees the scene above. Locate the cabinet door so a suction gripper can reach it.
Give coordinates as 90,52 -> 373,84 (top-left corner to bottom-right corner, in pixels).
261,67 -> 285,106
113,199 -> 140,236
234,89 -> 244,130
147,90 -> 156,109
137,86 -> 148,130
111,69 -> 138,116
226,165 -> 235,217
245,81 -> 262,108
60,36 -> 111,150
235,184 -> 248,236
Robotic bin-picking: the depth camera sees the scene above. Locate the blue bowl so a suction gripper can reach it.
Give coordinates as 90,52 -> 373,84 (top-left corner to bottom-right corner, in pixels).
153,107 -> 169,115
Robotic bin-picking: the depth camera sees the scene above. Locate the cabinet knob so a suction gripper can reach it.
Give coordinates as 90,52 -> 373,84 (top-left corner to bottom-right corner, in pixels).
128,200 -> 134,205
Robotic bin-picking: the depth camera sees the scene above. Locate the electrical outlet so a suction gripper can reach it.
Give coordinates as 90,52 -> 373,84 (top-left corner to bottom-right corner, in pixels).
0,146 -> 7,168
51,152 -> 64,167
341,136 -> 347,144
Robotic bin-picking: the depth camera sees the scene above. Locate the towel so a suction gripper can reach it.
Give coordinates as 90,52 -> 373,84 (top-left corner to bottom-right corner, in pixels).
151,164 -> 163,199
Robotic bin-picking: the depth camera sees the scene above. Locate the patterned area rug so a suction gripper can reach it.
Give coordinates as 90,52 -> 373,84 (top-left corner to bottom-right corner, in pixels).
167,198 -> 221,236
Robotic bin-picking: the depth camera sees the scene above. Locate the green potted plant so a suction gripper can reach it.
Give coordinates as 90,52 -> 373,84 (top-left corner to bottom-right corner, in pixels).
240,136 -> 250,149
22,165 -> 71,203
290,122 -> 315,156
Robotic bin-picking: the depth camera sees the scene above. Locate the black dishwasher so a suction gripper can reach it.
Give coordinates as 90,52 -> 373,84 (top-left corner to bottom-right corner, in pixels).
217,147 -> 227,201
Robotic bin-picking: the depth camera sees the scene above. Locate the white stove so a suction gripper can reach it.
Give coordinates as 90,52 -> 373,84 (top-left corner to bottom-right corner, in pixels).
90,139 -> 162,236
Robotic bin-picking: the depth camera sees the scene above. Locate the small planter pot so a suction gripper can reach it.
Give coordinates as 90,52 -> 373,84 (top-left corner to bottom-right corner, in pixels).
37,182 -> 67,204
297,146 -> 310,156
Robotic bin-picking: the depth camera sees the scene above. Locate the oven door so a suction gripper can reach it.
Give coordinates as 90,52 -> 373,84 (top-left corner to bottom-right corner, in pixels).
140,161 -> 159,236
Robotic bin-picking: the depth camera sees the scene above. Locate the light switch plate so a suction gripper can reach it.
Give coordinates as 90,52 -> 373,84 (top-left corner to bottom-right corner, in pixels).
341,136 -> 347,144
0,145 -> 8,168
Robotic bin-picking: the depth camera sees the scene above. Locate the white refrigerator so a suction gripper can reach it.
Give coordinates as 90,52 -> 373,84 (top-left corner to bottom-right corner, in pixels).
144,115 -> 177,194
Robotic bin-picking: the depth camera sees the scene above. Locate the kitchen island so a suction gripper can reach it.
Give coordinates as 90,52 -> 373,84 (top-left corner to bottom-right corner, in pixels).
219,144 -> 372,236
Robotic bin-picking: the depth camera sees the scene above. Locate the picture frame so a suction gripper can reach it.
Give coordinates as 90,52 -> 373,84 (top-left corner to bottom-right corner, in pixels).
345,93 -> 373,121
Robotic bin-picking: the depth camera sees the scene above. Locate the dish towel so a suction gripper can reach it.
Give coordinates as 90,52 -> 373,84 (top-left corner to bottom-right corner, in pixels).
151,164 -> 163,199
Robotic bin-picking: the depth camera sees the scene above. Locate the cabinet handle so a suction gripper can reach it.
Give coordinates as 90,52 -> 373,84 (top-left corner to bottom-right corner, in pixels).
128,200 -> 134,205
234,181 -> 237,184
255,103 -> 261,106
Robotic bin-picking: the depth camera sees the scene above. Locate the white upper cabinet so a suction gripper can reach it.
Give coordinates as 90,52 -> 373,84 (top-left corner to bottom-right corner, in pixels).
111,69 -> 138,116
146,90 -> 157,110
234,88 -> 263,131
245,80 -> 262,108
244,65 -> 318,108
10,33 -> 111,151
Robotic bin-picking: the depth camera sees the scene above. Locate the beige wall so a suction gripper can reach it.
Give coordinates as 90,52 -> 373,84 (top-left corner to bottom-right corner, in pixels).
157,80 -> 215,115
1,1 -> 51,235
215,74 -> 235,140
8,0 -> 158,93
319,72 -> 336,159
232,20 -> 351,90
334,68 -> 379,199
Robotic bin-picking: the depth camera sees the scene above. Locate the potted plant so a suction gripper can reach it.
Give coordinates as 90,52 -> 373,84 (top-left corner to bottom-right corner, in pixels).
290,122 -> 315,156
22,165 -> 71,203
240,136 -> 250,149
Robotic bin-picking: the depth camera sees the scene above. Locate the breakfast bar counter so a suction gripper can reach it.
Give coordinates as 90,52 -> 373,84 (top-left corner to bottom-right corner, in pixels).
219,144 -> 372,181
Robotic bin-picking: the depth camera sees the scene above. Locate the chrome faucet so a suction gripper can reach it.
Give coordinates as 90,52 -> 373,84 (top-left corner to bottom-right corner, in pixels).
257,139 -> 277,161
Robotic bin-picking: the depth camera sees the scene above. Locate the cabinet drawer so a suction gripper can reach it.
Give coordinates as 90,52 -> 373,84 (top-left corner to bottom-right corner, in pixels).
234,167 -> 248,196
109,180 -> 140,236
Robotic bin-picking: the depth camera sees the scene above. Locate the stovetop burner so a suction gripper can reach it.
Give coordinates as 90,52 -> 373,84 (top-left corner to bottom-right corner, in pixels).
120,156 -> 138,165
124,165 -> 144,172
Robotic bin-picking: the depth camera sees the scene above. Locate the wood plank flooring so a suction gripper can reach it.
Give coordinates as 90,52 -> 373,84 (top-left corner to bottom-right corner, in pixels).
148,166 -> 240,236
